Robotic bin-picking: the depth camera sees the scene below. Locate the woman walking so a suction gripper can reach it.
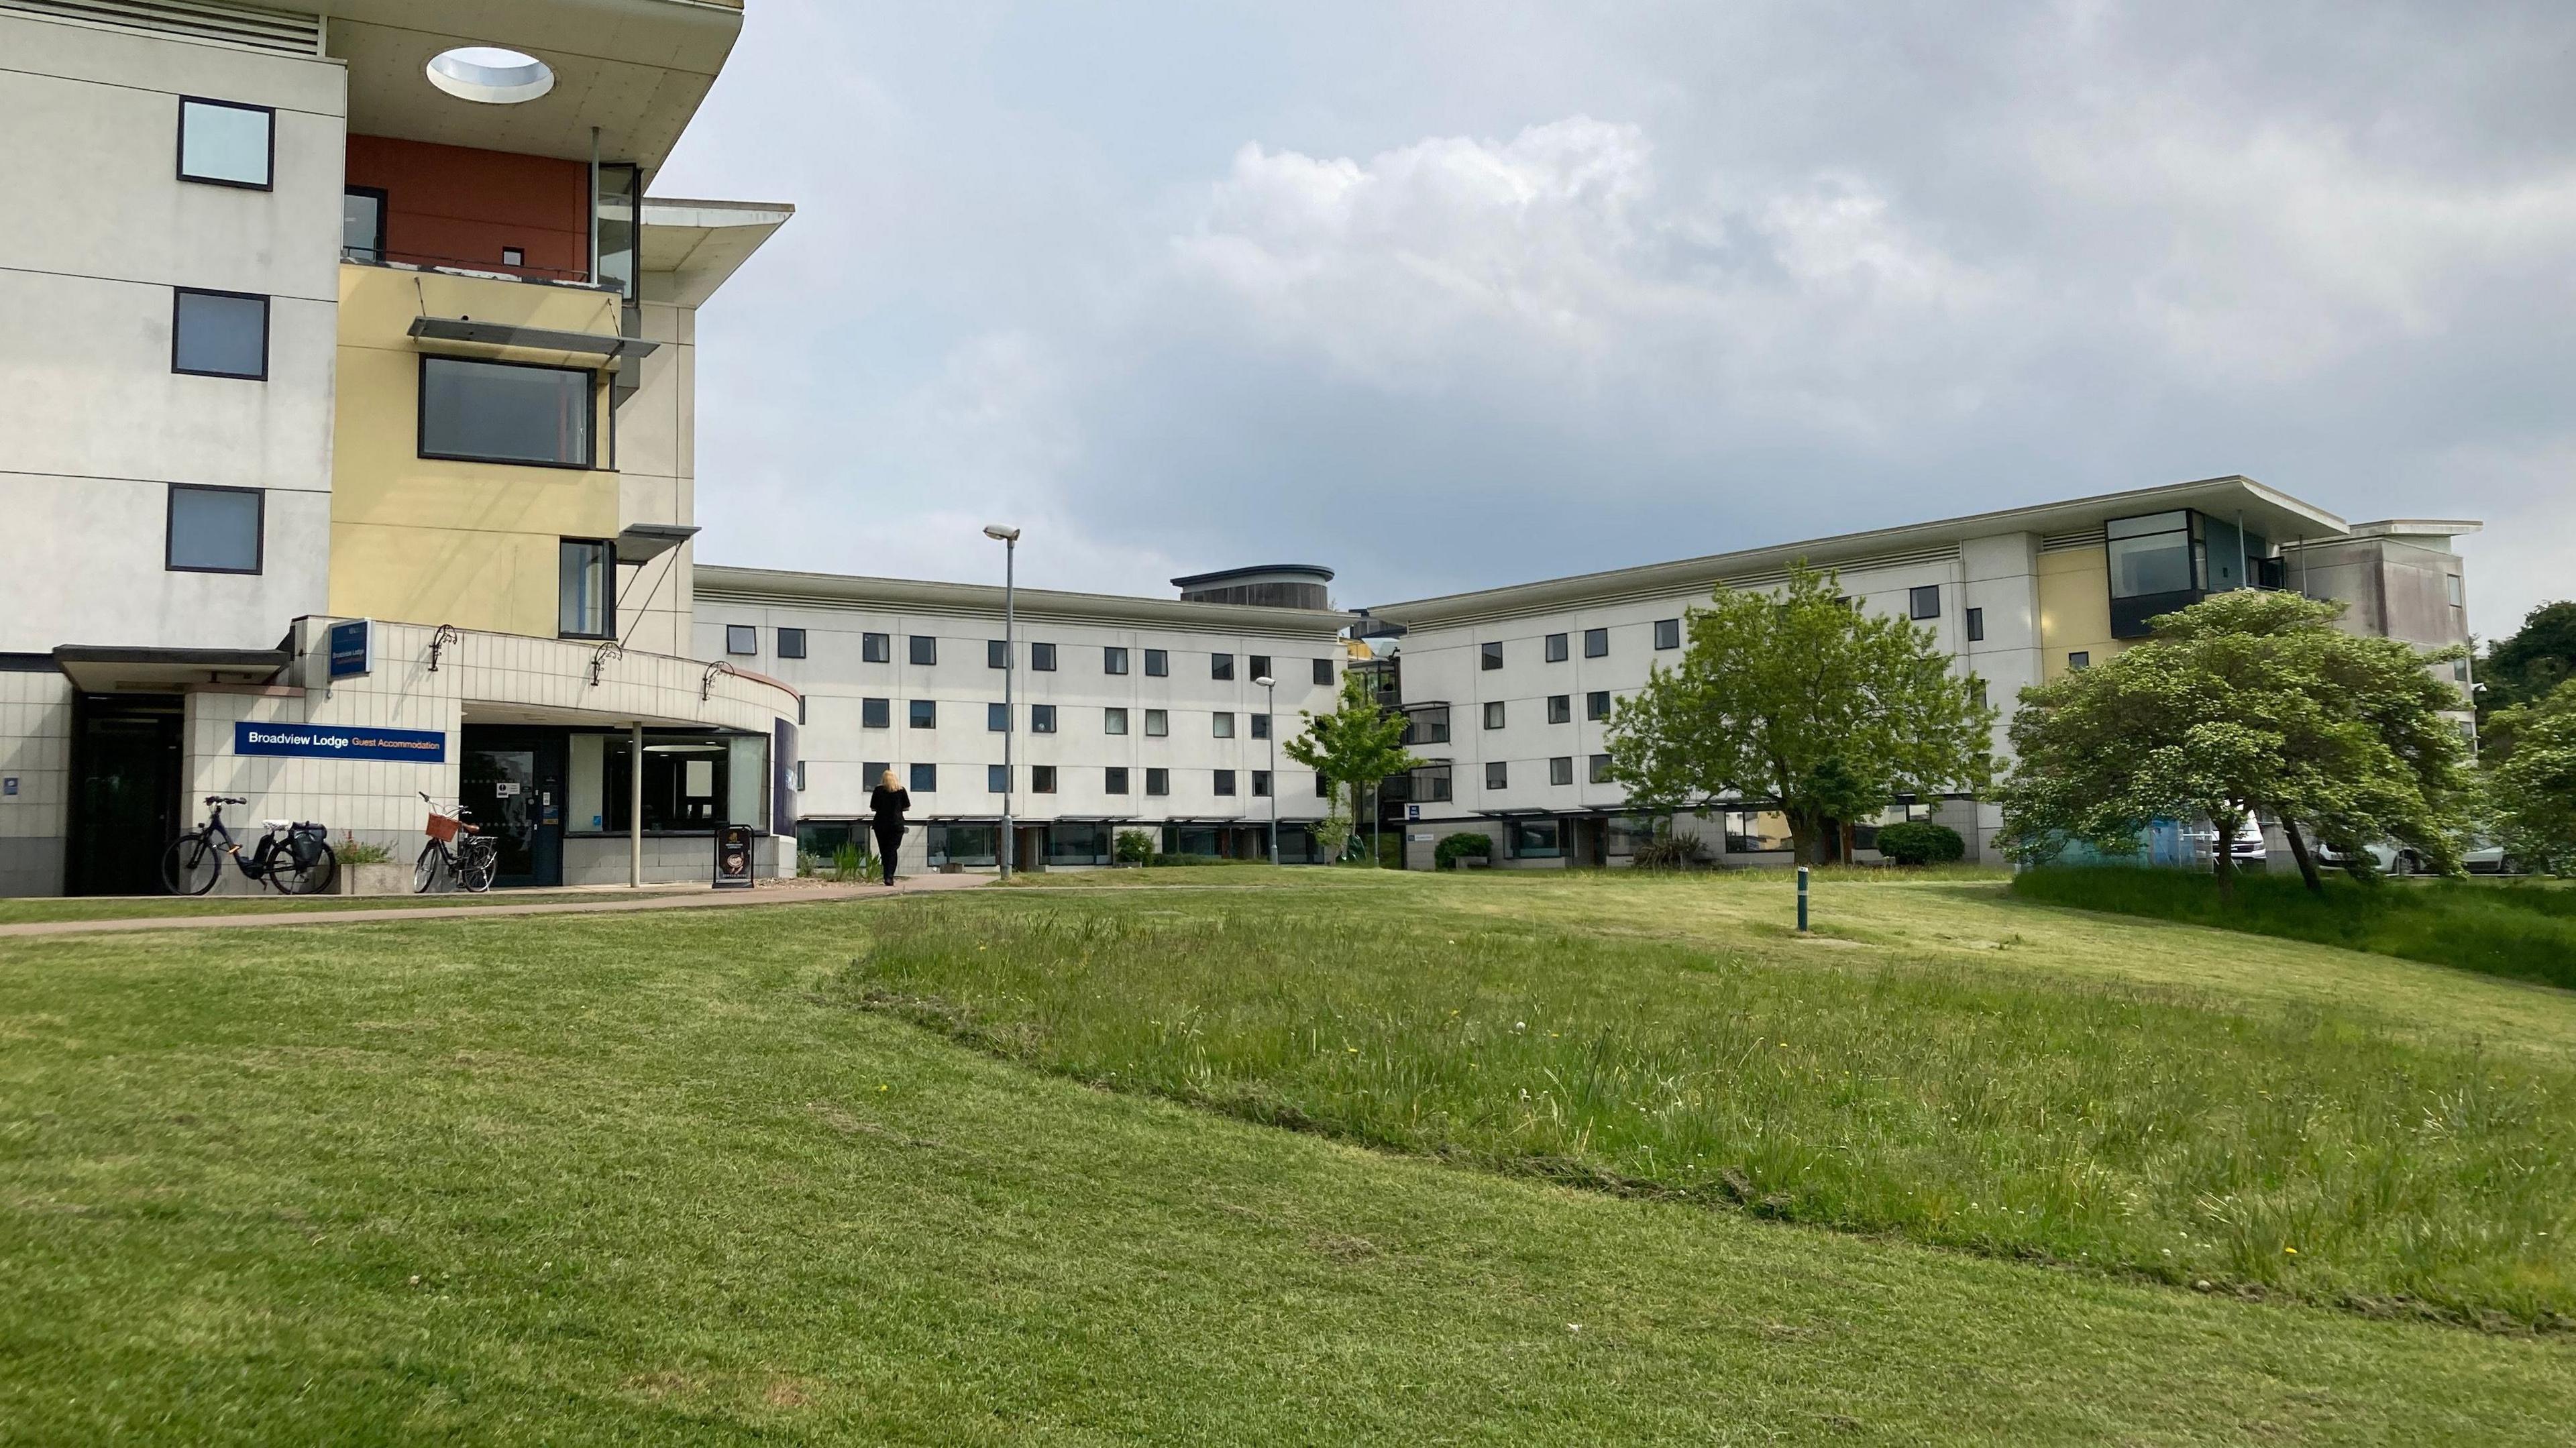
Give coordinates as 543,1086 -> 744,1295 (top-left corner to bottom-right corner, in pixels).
867,769 -> 911,885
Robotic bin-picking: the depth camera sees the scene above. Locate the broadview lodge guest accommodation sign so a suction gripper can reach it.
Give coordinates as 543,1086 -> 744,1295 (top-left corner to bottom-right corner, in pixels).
233,722 -> 448,763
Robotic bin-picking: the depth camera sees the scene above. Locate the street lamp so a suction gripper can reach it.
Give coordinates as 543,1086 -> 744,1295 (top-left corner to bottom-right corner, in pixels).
1254,673 -> 1277,866
983,524 -> 1020,880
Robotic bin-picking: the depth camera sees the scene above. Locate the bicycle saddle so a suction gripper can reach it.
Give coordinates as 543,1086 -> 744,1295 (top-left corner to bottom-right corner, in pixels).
207,795 -> 248,805
263,820 -> 293,830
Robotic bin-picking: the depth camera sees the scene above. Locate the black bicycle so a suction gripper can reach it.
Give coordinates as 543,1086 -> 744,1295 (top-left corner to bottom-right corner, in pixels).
162,796 -> 338,896
417,791 -> 498,893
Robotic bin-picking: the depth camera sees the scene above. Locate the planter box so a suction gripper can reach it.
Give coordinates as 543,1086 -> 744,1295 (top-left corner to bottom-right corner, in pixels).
1462,856 -> 1492,870
337,861 -> 411,896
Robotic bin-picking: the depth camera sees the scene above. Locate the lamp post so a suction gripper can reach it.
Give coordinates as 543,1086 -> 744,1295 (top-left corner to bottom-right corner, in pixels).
983,524 -> 1020,880
1254,673 -> 1277,865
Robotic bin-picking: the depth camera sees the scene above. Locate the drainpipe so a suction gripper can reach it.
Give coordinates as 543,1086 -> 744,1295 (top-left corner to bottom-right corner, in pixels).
588,127 -> 601,286
629,720 -> 643,887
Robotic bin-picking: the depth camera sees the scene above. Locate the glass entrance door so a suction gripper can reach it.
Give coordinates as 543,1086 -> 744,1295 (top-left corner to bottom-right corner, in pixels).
66,695 -> 182,895
460,729 -> 566,887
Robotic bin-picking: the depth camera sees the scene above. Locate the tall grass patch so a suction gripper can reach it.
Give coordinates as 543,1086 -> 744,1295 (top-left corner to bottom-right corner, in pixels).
845,895 -> 2576,1327
2010,868 -> 2576,991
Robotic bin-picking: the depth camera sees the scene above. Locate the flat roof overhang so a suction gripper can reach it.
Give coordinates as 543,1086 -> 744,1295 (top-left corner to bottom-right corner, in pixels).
457,700 -> 762,731
52,646 -> 287,693
409,315 -> 660,361
615,522 -> 700,564
642,199 -> 795,307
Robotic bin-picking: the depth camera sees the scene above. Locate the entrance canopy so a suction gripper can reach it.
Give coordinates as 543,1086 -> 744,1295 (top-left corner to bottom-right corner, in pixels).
51,646 -> 286,693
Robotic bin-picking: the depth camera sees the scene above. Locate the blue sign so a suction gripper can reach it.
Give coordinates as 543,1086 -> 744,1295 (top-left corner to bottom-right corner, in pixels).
234,721 -> 447,763
327,619 -> 373,679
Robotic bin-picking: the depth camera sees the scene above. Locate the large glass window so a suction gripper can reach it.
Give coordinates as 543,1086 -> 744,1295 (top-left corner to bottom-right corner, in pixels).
1048,821 -> 1110,864
419,357 -> 594,467
1409,764 -> 1453,802
178,97 -> 270,188
1508,819 -> 1562,858
2106,510 -> 2202,598
1723,810 -> 1792,853
603,734 -> 731,832
594,162 -> 640,298
342,186 -> 387,262
166,485 -> 261,573
928,824 -> 996,867
557,538 -> 613,638
1605,815 -> 1658,856
172,288 -> 268,379
1403,707 -> 1450,745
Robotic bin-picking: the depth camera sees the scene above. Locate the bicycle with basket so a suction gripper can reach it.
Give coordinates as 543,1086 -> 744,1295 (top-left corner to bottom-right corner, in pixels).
417,791 -> 499,893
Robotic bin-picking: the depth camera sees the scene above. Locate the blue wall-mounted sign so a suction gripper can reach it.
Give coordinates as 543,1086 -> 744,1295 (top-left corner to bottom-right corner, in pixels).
327,619 -> 373,680
234,721 -> 447,763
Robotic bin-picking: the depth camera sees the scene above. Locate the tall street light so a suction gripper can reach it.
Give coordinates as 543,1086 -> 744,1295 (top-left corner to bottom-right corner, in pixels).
983,524 -> 1020,880
1254,673 -> 1277,866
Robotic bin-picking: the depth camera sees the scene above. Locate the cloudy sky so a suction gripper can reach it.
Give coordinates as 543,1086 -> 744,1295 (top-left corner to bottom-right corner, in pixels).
652,1 -> 2574,640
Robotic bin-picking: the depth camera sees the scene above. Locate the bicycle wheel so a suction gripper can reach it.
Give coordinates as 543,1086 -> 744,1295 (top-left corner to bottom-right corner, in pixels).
415,840 -> 446,894
459,838 -> 497,893
276,839 -> 337,895
161,834 -> 221,895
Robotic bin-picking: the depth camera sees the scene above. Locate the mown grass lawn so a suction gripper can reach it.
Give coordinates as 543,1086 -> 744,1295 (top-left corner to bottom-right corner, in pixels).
3,880 -> 2573,1443
0,885 -> 713,927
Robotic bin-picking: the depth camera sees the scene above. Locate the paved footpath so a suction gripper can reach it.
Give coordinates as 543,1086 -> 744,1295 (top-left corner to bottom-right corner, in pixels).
0,873 -> 989,940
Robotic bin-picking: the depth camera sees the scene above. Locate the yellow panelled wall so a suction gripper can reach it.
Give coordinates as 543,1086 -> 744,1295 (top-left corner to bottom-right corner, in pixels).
2035,546 -> 2119,682
329,266 -> 623,636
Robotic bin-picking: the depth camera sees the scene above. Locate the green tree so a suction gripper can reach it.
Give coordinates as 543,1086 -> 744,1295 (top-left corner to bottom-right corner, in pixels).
1285,667 -> 1421,864
2000,590 -> 2474,897
2479,600 -> 2576,718
1603,564 -> 1995,866
2487,679 -> 2576,875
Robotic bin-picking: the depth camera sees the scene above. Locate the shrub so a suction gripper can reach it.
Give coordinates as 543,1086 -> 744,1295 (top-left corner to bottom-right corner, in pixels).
1114,829 -> 1157,865
1629,831 -> 1710,871
1435,832 -> 1493,869
1874,820 -> 1966,866
1375,832 -> 1405,870
1146,852 -> 1229,867
336,834 -> 394,866
833,841 -> 871,882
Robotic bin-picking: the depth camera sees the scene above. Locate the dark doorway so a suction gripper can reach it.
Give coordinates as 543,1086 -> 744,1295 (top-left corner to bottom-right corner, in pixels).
461,727 -> 566,887
66,694 -> 183,896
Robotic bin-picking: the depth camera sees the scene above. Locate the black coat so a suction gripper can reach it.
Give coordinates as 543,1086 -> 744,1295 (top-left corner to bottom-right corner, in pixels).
868,786 -> 912,842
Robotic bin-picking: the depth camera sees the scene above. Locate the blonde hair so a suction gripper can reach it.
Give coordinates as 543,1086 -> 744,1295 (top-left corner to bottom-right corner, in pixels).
881,769 -> 900,791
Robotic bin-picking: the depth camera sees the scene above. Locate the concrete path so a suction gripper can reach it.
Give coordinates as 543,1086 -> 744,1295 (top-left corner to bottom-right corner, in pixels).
0,873 -> 988,940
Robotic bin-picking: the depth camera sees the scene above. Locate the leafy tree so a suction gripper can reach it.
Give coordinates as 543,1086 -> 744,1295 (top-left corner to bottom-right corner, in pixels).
1285,667 -> 1422,865
2487,679 -> 2576,875
1603,564 -> 1996,866
1999,590 -> 2474,897
2479,601 -> 2576,718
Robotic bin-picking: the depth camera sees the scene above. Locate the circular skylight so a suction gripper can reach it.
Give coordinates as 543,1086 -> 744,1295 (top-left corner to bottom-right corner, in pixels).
426,46 -> 556,105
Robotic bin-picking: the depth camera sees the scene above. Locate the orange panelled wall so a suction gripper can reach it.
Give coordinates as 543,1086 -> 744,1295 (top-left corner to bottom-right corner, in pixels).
345,135 -> 590,280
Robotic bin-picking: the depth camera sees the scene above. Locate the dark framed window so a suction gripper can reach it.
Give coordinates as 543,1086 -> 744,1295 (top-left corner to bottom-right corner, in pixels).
1250,654 -> 1271,681
165,484 -> 262,573
1544,633 -> 1568,663
987,702 -> 1008,732
1104,707 -> 1128,735
1583,628 -> 1608,658
1547,694 -> 1571,725
171,288 -> 268,379
1483,641 -> 1505,671
1313,658 -> 1334,685
1485,761 -> 1508,790
1589,753 -> 1612,783
1032,643 -> 1057,671
863,761 -> 890,789
1586,691 -> 1611,722
1104,646 -> 1129,675
724,625 -> 757,655
1315,773 -> 1330,798
793,761 -> 807,791
1252,770 -> 1272,797
1966,608 -> 1984,643
600,733 -> 731,832
2069,651 -> 2091,671
1144,649 -> 1169,677
1411,764 -> 1454,803
1909,585 -> 1941,620
419,355 -> 594,468
1034,765 -> 1057,793
342,186 -> 388,262
1403,706 -> 1450,746
988,765 -> 1010,793
557,538 -> 614,638
988,639 -> 1009,669
863,632 -> 891,663
861,698 -> 891,729
1214,770 -> 1238,797
177,96 -> 272,188
1654,618 -> 1681,650
777,627 -> 806,659
1145,709 -> 1168,737
1483,701 -> 1505,730
1106,767 -> 1131,795
910,635 -> 937,665
1250,713 -> 1271,740
1213,712 -> 1236,738
910,699 -> 937,728
1032,704 -> 1057,734
1550,756 -> 1573,786
1507,819 -> 1562,859
926,823 -> 993,866
910,763 -> 936,791
1212,653 -> 1235,681
1146,768 -> 1171,796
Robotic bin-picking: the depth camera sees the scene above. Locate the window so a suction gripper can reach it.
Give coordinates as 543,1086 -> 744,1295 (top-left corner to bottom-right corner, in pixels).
177,97 -> 270,188
1106,767 -> 1130,795
863,632 -> 891,663
2068,651 -> 2090,671
1483,701 -> 1506,730
1313,658 -> 1334,686
1485,761 -> 1509,790
1403,706 -> 1450,745
1146,768 -> 1171,797
419,355 -> 594,469
1250,654 -> 1271,681
988,765 -> 1010,793
1909,585 -> 1941,620
1583,628 -> 1608,658
1544,633 -> 1568,663
1212,653 -> 1235,681
910,635 -> 937,665
1589,754 -> 1612,784
725,625 -> 757,655
861,698 -> 891,729
1250,713 -> 1271,740
863,761 -> 890,789
1970,679 -> 1988,708
1145,710 -> 1169,737
601,734 -> 731,832
1033,643 -> 1057,672
171,288 -> 268,379
1586,691 -> 1611,722
342,186 -> 388,262
557,539 -> 613,638
1047,821 -> 1109,865
1507,819 -> 1563,859
1316,774 -> 1330,798
1483,641 -> 1505,671
910,700 -> 937,728
2447,574 -> 2465,607
1966,607 -> 1984,643
1214,770 -> 1238,796
1723,810 -> 1792,853
1654,618 -> 1681,651
1252,770 -> 1272,797
165,484 -> 261,573
926,824 -> 994,867
1547,694 -> 1571,725
1104,707 -> 1129,735
1032,704 -> 1056,734
986,639 -> 1008,669
910,763 -> 936,792
2451,657 -> 2470,683
792,761 -> 807,792
1410,764 -> 1454,803
987,702 -> 1008,732
502,247 -> 525,268
1105,646 -> 1130,675
1145,649 -> 1169,677
2106,510 -> 2201,598
1213,713 -> 1236,738
1550,756 -> 1573,786
777,627 -> 806,659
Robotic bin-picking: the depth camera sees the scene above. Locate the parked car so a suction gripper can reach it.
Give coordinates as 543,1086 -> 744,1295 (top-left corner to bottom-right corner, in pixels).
2186,820 -> 2267,865
2464,838 -> 2522,875
2315,838 -> 2520,877
2317,841 -> 2426,876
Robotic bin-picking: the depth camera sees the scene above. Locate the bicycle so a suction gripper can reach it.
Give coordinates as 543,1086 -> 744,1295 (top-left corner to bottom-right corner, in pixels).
161,796 -> 338,896
416,791 -> 498,893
